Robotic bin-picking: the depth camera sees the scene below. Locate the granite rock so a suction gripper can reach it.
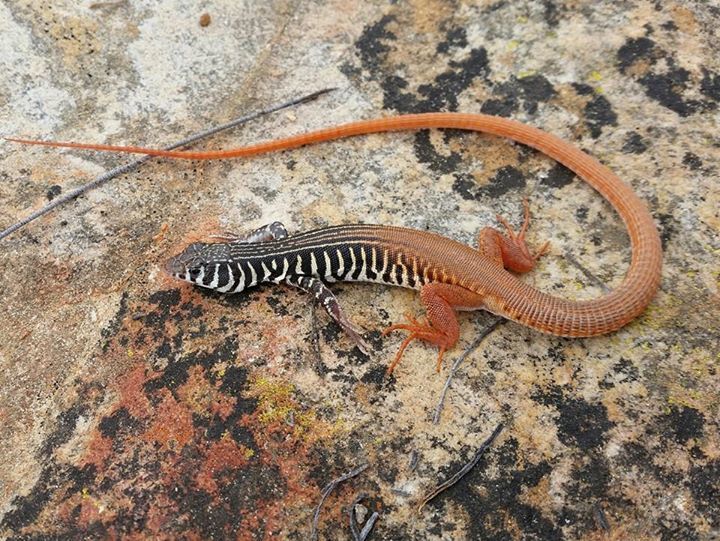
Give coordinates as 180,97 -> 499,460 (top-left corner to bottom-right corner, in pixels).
1,1 -> 718,539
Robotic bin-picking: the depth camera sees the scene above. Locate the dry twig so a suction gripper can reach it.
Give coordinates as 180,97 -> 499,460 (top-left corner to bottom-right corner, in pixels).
311,463 -> 369,541
348,494 -> 380,541
432,319 -> 504,424
418,422 -> 504,512
1,88 -> 335,241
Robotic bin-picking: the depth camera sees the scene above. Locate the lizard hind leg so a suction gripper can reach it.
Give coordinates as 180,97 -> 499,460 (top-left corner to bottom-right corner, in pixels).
477,199 -> 549,273
382,283 -> 484,374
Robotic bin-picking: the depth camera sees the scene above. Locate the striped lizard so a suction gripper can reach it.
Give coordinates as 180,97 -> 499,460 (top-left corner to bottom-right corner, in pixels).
7,113 -> 663,373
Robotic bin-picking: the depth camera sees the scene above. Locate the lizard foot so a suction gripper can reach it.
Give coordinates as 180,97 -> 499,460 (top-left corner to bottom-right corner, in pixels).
382,313 -> 450,374
495,198 -> 550,264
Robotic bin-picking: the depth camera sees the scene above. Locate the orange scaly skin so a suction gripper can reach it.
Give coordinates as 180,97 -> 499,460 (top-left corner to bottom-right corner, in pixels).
8,113 -> 663,371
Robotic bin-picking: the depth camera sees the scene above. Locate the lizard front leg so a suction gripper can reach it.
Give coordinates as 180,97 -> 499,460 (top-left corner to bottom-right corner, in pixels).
208,221 -> 289,243
285,275 -> 370,354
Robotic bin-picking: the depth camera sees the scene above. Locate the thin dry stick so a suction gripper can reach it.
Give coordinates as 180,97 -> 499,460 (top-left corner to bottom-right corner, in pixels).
348,494 -> 380,541
357,516 -> 379,541
0,88 -> 335,241
592,502 -> 611,532
418,422 -> 504,512
311,463 -> 369,541
89,0 -> 127,9
432,318 -> 505,425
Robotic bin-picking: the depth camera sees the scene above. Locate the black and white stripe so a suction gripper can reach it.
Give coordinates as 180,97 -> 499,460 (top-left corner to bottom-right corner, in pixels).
170,224 -> 434,294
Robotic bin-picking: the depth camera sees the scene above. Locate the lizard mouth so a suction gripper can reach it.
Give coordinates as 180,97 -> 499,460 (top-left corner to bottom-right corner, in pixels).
163,255 -> 186,276
163,242 -> 207,276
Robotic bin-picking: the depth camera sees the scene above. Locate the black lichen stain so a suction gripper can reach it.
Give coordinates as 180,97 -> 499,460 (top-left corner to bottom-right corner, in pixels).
622,132 -> 648,154
266,294 -> 289,316
682,152 -> 703,171
571,83 -> 618,138
353,12 -> 613,206
490,74 -> 557,116
570,454 -> 610,499
353,15 -> 491,114
558,400 -> 614,450
658,405 -> 705,445
1,466 -> 62,532
658,519 -> 704,541
483,165 -> 527,198
700,68 -> 720,101
206,365 -> 258,447
613,403 -> 717,535
639,68 -> 706,117
617,34 -> 719,117
360,364 -> 392,387
306,435 -> 367,489
541,162 -> 576,188
584,94 -> 618,138
542,0 -> 563,27
46,184 -> 62,201
516,74 -> 557,104
433,437 -> 562,539
533,386 -> 614,450
1,412 -> 101,536
600,357 -> 641,389
575,206 -> 589,222
661,19 -> 678,32
0,284 -> 278,538
617,37 -> 658,73
656,212 -> 677,250
355,15 -> 396,73
172,463 -> 285,539
416,47 -> 491,112
436,26 -> 467,54
39,403 -> 90,458
144,335 -> 238,393
413,130 -> 463,175
571,82 -> 594,96
452,165 -> 526,201
98,407 -> 139,439
143,288 -> 189,339
480,95 -> 518,117
560,452 -> 616,533
690,459 -> 720,528
614,357 -> 639,380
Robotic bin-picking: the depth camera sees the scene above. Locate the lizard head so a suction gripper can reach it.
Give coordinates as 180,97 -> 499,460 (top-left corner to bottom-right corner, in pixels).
164,242 -> 232,288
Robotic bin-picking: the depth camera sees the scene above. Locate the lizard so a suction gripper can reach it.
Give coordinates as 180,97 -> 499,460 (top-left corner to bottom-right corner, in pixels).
7,113 -> 663,373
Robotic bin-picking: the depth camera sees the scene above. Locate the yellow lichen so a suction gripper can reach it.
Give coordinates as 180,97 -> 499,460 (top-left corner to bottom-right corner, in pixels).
248,376 -> 346,442
252,376 -> 296,425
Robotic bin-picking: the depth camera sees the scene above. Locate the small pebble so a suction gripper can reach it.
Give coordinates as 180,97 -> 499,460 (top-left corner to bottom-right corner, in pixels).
353,503 -> 368,524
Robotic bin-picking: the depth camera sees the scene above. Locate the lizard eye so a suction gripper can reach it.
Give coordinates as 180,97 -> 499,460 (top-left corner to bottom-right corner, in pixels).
189,268 -> 202,280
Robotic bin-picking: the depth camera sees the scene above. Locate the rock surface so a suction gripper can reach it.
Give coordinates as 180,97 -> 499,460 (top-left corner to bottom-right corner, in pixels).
1,1 -> 718,539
